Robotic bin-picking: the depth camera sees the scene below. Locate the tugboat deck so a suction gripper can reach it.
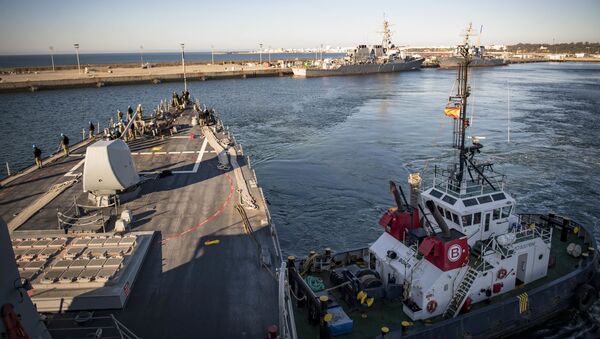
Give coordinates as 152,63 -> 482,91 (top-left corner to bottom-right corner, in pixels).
0,106 -> 281,338
293,220 -> 588,338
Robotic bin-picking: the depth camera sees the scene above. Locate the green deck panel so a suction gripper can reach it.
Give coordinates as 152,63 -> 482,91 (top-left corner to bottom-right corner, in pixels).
293,223 -> 590,338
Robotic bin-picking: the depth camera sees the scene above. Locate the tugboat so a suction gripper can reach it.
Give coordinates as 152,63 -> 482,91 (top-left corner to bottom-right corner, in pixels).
284,25 -> 600,338
291,18 -> 423,78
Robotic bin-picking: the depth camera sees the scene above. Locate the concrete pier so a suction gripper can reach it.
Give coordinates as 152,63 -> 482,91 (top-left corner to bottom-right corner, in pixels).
0,63 -> 292,92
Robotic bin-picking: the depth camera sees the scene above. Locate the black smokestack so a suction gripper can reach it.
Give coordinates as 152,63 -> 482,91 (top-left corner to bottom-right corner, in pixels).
425,200 -> 451,238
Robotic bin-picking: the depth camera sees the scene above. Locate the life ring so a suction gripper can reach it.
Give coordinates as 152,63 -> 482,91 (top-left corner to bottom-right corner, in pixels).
497,268 -> 508,280
426,300 -> 437,313
575,283 -> 597,312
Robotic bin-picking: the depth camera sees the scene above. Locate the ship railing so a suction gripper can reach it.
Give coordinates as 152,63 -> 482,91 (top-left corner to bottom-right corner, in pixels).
47,313 -> 140,339
480,236 -> 514,259
278,261 -> 297,339
511,222 -> 553,245
429,165 -> 506,198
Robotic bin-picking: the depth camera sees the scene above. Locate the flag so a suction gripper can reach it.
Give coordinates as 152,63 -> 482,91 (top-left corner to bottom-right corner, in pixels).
444,106 -> 461,119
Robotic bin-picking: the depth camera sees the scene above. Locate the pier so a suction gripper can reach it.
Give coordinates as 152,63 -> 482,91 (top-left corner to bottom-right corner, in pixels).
0,63 -> 293,92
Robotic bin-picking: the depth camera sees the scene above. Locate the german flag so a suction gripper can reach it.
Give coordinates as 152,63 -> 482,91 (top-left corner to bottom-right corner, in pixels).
444,106 -> 461,119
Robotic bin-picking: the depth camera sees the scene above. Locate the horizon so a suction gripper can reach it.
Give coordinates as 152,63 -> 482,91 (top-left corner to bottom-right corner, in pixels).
1,0 -> 599,54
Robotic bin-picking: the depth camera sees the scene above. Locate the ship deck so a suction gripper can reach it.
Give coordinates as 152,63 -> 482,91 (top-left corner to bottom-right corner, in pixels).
293,221 -> 589,338
0,104 -> 281,338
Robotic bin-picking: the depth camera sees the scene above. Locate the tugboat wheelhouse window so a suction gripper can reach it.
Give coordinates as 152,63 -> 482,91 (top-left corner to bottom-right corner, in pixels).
493,208 -> 501,220
452,213 -> 460,225
430,189 -> 443,198
502,205 -> 512,218
463,198 -> 478,207
492,192 -> 506,201
462,214 -> 473,226
473,212 -> 482,225
477,195 -> 493,204
442,195 -> 457,205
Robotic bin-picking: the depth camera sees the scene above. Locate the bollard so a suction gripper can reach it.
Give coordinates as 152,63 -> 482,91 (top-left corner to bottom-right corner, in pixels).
561,217 -> 570,242
381,326 -> 390,338
287,255 -> 296,292
266,325 -> 278,339
319,313 -> 332,339
401,320 -> 411,335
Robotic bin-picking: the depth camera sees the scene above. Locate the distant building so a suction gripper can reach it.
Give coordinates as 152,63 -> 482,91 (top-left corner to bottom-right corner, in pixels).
547,54 -> 566,60
575,53 -> 586,58
539,46 -> 548,50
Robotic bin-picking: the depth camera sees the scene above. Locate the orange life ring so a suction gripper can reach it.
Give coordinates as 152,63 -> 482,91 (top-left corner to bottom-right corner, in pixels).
497,268 -> 508,280
426,300 -> 437,313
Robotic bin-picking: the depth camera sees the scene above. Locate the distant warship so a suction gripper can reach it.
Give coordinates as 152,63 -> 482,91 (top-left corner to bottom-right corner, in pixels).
292,18 -> 423,77
439,23 -> 507,69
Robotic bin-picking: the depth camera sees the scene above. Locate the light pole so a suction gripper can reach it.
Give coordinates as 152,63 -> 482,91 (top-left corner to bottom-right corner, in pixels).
320,44 -> 323,61
140,45 -> 144,68
268,45 -> 271,63
211,45 -> 215,64
180,43 -> 187,92
259,43 -> 263,64
74,43 -> 81,74
49,46 -> 55,71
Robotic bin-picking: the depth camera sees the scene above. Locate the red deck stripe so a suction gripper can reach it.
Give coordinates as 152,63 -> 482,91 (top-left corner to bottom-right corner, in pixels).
162,173 -> 235,244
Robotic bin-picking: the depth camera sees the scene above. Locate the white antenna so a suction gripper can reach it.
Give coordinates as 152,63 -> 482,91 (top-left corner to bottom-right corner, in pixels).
507,79 -> 511,142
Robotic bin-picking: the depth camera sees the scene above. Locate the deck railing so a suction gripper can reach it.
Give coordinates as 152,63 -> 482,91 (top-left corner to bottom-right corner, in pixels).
278,261 -> 297,339
429,165 -> 506,198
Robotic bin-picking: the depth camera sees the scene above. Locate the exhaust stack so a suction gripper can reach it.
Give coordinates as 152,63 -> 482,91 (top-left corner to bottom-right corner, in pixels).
425,200 -> 451,239
389,181 -> 406,213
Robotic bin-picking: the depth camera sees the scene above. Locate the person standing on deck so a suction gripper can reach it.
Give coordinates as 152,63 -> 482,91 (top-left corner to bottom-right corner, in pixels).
135,104 -> 145,135
33,145 -> 42,169
60,133 -> 69,156
136,104 -> 143,119
117,110 -> 123,123
126,108 -> 135,140
88,121 -> 95,139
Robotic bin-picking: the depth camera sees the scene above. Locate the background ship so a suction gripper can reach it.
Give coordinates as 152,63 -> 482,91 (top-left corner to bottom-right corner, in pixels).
438,24 -> 507,69
292,18 -> 423,77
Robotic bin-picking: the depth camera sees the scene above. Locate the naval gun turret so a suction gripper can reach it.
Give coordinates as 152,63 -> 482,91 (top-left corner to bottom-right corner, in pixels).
83,139 -> 140,207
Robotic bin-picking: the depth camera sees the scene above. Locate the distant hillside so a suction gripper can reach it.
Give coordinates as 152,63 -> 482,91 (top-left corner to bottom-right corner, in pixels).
506,42 -> 600,54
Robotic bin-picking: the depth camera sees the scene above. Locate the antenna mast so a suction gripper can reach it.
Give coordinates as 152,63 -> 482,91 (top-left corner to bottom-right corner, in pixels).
450,23 -> 474,184
381,14 -> 392,50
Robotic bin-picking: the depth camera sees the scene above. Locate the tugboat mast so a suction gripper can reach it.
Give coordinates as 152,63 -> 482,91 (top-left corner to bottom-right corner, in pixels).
452,24 -> 474,185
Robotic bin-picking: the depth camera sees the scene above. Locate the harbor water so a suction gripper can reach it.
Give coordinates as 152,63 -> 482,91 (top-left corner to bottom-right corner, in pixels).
0,62 -> 599,337
0,52 -> 344,68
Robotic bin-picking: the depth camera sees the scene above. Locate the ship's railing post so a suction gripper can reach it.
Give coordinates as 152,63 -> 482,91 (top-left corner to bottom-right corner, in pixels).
5,162 -> 10,176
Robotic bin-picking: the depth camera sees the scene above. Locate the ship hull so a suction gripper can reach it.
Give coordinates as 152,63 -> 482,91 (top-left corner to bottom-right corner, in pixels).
438,56 -> 507,69
292,58 -> 424,77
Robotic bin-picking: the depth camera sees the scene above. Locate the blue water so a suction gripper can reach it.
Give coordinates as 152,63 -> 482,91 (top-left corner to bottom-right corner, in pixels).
0,52 -> 344,68
0,62 -> 599,337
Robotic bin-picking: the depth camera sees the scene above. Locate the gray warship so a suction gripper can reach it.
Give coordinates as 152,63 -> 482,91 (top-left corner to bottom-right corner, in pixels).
283,25 -> 600,338
438,24 -> 507,69
0,88 -> 292,338
292,18 -> 423,78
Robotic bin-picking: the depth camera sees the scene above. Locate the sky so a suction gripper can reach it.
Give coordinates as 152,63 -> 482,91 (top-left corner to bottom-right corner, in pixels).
0,0 -> 598,54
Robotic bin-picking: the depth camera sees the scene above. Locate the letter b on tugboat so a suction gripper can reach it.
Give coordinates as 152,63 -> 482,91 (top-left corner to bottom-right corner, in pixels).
447,244 -> 462,262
